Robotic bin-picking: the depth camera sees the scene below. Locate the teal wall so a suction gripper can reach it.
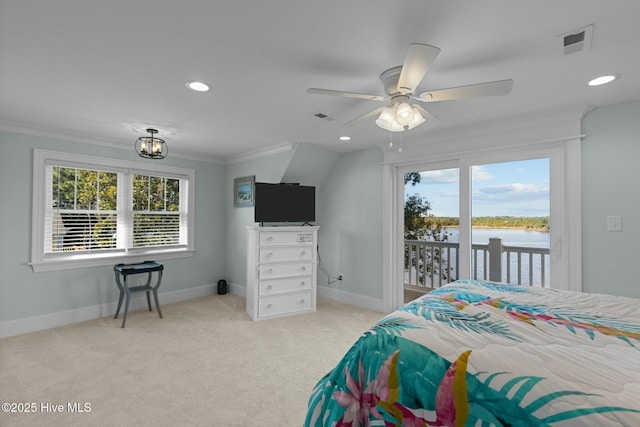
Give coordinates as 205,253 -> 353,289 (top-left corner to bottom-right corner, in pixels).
581,100 -> 640,298
317,148 -> 383,299
281,142 -> 340,187
224,148 -> 295,287
223,142 -> 382,296
0,130 -> 227,323
0,132 -> 384,329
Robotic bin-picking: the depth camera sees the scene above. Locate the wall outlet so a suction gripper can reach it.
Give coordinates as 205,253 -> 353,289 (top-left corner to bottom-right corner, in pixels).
337,274 -> 343,281
607,215 -> 622,232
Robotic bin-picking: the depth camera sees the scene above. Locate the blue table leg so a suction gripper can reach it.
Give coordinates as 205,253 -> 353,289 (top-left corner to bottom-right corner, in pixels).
113,262 -> 164,328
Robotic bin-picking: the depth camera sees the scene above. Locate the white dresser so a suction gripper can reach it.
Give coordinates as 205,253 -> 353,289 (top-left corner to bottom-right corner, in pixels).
246,226 -> 319,320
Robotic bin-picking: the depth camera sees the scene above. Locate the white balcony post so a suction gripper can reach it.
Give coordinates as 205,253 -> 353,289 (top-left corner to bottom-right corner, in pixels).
488,237 -> 503,282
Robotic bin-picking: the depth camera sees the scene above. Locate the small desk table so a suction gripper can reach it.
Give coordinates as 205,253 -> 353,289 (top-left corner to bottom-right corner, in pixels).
113,261 -> 164,328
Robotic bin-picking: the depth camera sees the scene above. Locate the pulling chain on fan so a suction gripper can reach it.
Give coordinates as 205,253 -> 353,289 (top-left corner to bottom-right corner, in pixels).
389,131 -> 403,152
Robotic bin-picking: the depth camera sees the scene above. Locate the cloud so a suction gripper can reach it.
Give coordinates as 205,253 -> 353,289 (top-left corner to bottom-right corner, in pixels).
471,165 -> 494,181
417,165 -> 495,184
419,169 -> 459,184
474,182 -> 549,202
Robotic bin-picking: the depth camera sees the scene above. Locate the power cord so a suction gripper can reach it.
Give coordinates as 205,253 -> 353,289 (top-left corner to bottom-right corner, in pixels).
317,245 -> 342,286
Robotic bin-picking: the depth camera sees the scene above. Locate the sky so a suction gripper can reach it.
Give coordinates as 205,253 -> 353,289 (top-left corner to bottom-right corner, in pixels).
405,158 -> 550,217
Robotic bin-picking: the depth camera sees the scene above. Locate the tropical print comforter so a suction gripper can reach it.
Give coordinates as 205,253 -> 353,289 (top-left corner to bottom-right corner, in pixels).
305,280 -> 640,426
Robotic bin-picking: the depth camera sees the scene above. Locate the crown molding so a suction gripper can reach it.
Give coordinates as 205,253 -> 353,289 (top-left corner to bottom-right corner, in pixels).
382,105 -> 592,164
224,142 -> 294,164
0,120 -> 227,165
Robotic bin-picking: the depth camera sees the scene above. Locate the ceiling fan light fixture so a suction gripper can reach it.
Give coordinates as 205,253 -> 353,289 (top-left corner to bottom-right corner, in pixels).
375,106 -> 395,129
406,106 -> 425,130
376,107 -> 404,132
395,102 -> 414,126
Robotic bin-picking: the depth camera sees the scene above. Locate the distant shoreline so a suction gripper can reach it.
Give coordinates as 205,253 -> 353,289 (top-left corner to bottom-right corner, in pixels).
444,225 -> 549,232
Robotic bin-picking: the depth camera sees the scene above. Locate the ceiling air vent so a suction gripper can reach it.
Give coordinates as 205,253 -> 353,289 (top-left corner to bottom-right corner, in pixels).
561,24 -> 593,55
314,112 -> 334,121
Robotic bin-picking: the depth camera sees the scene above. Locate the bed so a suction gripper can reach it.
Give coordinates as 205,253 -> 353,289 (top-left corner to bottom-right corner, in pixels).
305,280 -> 640,426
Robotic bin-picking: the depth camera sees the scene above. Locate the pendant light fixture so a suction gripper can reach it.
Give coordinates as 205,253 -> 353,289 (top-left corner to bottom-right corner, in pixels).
135,128 -> 168,159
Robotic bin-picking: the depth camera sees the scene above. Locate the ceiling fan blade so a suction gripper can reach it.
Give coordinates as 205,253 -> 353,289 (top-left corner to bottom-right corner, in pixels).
306,88 -> 385,101
344,106 -> 386,127
419,79 -> 513,102
397,44 -> 441,94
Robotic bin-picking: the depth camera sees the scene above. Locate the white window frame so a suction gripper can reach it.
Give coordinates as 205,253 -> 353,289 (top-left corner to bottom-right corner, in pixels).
30,149 -> 196,272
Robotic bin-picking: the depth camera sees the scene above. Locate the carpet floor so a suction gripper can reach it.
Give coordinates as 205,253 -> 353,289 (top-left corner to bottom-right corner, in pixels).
0,294 -> 384,427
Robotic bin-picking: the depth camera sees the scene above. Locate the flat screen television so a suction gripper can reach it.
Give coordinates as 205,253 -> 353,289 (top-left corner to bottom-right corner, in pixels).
254,182 -> 315,224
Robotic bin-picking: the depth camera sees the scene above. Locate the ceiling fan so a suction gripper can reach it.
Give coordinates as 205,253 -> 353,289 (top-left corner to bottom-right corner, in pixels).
307,43 -> 513,132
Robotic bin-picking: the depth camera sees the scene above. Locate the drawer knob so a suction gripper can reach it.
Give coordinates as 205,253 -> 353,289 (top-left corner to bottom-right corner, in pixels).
267,303 -> 272,308
301,266 -> 306,271
300,281 -> 305,286
300,251 -> 306,256
300,299 -> 305,304
267,252 -> 273,257
267,285 -> 273,290
267,268 -> 273,274
266,236 -> 273,241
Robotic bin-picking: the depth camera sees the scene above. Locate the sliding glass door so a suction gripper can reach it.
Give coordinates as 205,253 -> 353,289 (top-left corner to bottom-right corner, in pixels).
469,158 -> 550,287
400,149 -> 561,303
403,164 -> 459,302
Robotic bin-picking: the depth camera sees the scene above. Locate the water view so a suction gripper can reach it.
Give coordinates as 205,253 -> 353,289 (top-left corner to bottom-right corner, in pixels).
408,227 -> 551,287
440,227 -> 550,248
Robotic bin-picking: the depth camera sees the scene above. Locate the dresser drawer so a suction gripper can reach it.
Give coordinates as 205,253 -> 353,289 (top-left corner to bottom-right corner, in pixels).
258,292 -> 312,317
258,262 -> 312,279
260,231 -> 314,246
259,276 -> 312,296
259,246 -> 312,262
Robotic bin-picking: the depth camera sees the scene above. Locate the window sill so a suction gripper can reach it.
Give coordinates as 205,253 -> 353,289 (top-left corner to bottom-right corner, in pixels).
30,248 -> 196,272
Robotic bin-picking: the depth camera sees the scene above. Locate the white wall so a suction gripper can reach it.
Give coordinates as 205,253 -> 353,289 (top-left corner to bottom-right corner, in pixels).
581,100 -> 640,298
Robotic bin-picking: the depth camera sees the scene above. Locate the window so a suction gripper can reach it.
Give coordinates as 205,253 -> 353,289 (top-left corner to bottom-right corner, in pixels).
132,174 -> 183,248
31,150 -> 195,272
49,167 -> 118,252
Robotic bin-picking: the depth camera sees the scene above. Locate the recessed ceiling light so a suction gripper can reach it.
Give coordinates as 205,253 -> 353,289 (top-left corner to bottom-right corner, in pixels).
338,136 -> 351,142
588,75 -> 617,86
186,81 -> 210,92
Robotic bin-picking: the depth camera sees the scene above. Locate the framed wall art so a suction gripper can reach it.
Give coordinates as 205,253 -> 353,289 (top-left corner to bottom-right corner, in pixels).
234,175 -> 255,207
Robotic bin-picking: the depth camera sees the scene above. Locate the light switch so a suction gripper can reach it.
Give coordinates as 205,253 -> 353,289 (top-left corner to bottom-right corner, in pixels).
607,215 -> 622,232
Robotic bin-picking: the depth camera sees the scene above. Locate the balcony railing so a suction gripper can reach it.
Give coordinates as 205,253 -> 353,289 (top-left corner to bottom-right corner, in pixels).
405,237 -> 550,291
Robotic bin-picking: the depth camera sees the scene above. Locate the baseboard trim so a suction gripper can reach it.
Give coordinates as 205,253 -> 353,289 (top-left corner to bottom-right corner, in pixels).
0,282 -> 383,339
192,283 -> 383,314
227,282 -> 383,313
317,285 -> 384,313
227,282 -> 245,298
0,284 -> 215,339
